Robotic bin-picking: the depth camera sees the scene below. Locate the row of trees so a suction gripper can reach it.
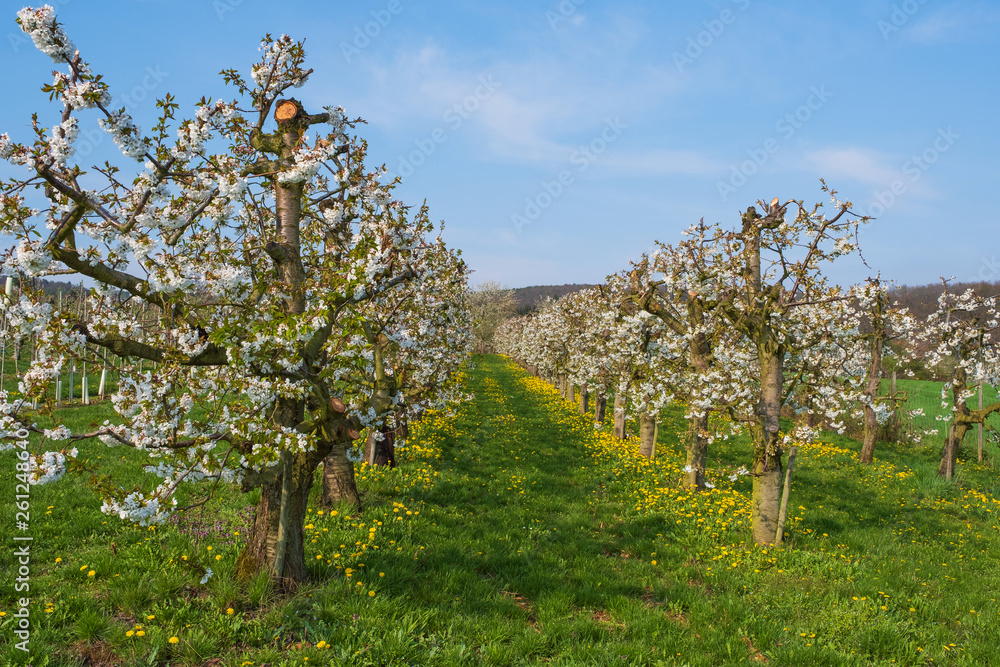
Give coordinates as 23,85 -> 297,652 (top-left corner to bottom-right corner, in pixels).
496,191 -> 1000,545
0,8 -> 471,585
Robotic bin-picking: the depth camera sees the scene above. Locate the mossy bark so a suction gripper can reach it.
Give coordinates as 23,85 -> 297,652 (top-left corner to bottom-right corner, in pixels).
859,403 -> 879,464
239,450 -> 315,588
682,413 -> 709,488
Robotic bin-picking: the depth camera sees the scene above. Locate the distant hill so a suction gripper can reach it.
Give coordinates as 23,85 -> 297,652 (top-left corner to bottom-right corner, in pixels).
512,284 -> 595,314
509,280 -> 1000,319
889,280 -> 1000,322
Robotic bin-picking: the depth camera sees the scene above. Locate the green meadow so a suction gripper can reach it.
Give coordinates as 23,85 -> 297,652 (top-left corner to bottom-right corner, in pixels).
1,355 -> 998,666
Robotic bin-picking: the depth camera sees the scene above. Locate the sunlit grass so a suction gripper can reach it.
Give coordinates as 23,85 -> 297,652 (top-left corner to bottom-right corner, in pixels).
1,354 -> 999,665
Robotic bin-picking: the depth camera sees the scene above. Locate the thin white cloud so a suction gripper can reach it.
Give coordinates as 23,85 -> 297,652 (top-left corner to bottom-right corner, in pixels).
906,10 -> 966,44
324,14 -> 695,170
600,148 -> 723,176
904,5 -> 1000,44
800,147 -> 902,188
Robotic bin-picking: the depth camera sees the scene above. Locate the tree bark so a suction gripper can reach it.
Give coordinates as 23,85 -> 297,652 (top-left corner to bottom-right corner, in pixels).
751,343 -> 785,545
682,413 -> 708,489
321,438 -> 362,508
594,392 -> 606,423
578,386 -> 589,415
638,412 -> 656,458
238,451 -> 315,588
939,423 -> 969,480
613,393 -> 626,440
859,403 -> 879,464
939,369 -> 970,480
859,290 -> 886,464
363,425 -> 397,468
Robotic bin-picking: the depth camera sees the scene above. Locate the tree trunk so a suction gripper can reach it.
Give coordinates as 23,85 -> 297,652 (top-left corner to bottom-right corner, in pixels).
638,412 -> 656,458
238,111 -> 321,586
321,438 -> 362,508
396,413 -> 410,443
939,370 -> 971,480
594,392 -> 606,423
363,426 -> 397,468
939,422 -> 969,480
859,317 -> 884,464
238,451 -> 316,588
613,393 -> 626,440
751,344 -> 785,545
578,386 -> 589,415
683,412 -> 708,488
751,437 -> 783,545
859,403 -> 879,464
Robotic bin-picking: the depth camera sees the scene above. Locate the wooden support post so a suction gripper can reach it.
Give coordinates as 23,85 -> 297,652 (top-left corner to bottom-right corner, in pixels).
81,294 -> 88,404
775,446 -> 799,545
978,383 -> 984,463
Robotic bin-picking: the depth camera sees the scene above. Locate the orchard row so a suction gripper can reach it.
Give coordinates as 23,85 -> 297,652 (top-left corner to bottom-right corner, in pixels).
496,192 -> 1000,545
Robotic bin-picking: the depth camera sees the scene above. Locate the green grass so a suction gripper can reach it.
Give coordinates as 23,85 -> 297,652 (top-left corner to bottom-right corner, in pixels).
884,378 -> 1000,449
1,355 -> 999,665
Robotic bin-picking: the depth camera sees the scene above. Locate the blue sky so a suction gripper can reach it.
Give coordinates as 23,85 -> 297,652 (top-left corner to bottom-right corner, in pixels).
1,0 -> 998,288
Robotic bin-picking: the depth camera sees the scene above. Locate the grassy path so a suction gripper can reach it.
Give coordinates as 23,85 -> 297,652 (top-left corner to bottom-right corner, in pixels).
378,356 -> 692,665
